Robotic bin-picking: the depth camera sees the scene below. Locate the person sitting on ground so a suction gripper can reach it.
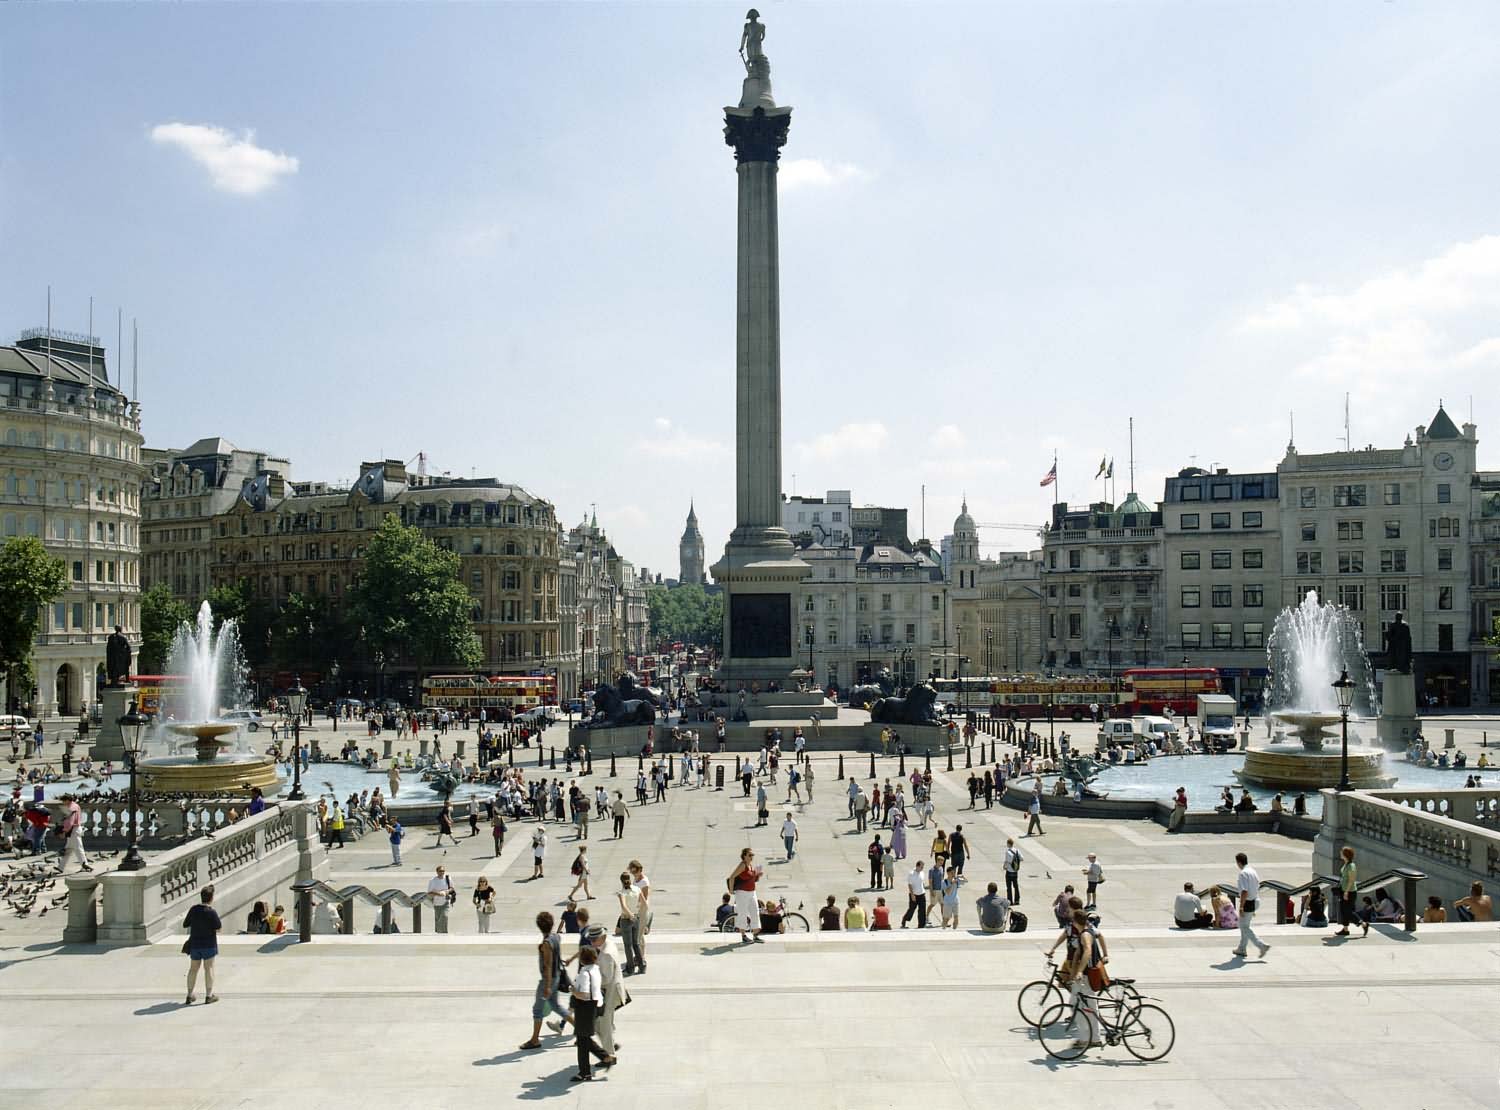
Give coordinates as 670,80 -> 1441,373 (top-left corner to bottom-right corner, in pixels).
1173,882 -> 1214,929
1373,887 -> 1404,923
1422,895 -> 1447,923
870,896 -> 892,930
246,900 -> 271,934
1211,888 -> 1237,929
976,881 -> 1011,934
714,893 -> 736,930
844,896 -> 867,930
1300,885 -> 1329,927
1356,895 -> 1378,925
266,904 -> 287,934
1454,881 -> 1494,922
1293,793 -> 1307,816
759,899 -> 785,935
818,895 -> 841,931
1215,787 -> 1234,814
1234,789 -> 1257,814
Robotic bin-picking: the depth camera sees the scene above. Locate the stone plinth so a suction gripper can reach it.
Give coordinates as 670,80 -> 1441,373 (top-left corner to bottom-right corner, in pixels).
1377,670 -> 1420,750
1236,744 -> 1394,790
89,684 -> 137,762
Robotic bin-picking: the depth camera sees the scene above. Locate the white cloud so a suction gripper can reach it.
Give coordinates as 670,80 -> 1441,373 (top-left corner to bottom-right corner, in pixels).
653,416 -> 672,431
930,424 -> 967,453
640,417 -> 727,461
150,122 -> 299,195
779,158 -> 867,191
795,422 -> 888,461
1454,336 -> 1500,368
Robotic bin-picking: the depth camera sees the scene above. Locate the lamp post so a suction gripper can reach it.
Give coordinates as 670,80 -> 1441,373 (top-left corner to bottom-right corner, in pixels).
984,629 -> 993,677
1333,668 -> 1354,791
286,676 -> 307,801
118,700 -> 148,871
1107,617 -> 1120,697
1180,655 -> 1189,717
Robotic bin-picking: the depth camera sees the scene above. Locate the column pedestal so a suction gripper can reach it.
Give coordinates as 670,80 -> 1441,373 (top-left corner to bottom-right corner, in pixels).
90,684 -> 138,762
1376,671 -> 1420,750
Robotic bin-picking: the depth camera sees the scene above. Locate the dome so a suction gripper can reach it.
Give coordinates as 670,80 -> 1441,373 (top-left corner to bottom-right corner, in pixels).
953,496 -> 976,536
1117,492 -> 1151,517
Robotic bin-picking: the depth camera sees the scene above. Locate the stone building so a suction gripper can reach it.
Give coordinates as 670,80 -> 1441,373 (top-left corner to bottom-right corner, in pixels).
678,501 -> 705,586
948,502 -> 1045,676
1470,470 -> 1500,705
142,438 -> 290,604
1160,468 -> 1280,705
1277,405 -> 1477,705
562,513 -> 647,690
0,331 -> 143,719
1039,493 -> 1165,675
783,490 -> 853,548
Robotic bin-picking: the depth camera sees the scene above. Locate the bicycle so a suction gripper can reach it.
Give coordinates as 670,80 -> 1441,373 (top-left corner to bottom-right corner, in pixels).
717,895 -> 809,933
1018,960 -> 1142,1027
1036,985 -> 1175,1062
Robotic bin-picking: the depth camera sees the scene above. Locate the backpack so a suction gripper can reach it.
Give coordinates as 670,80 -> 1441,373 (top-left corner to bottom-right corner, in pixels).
868,841 -> 883,860
571,855 -> 584,876
1008,909 -> 1028,933
1005,847 -> 1021,871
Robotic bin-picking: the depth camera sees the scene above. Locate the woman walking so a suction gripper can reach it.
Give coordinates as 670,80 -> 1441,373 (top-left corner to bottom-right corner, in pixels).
568,845 -> 593,901
531,825 -> 547,879
728,847 -> 764,944
473,876 -> 496,933
616,870 -> 645,975
627,859 -> 652,968
1335,845 -> 1366,937
182,885 -> 222,1005
890,808 -> 908,861
568,946 -> 616,1081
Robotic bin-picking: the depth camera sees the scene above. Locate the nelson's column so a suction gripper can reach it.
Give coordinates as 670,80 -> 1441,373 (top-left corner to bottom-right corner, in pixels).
711,9 -> 809,684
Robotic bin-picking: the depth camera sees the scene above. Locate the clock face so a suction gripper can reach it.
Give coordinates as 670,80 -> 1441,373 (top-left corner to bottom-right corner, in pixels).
1433,452 -> 1455,471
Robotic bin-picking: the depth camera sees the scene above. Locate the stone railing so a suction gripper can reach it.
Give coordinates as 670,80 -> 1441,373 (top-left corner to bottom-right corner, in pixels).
1315,788 -> 1500,906
43,797 -> 253,845
64,801 -> 326,945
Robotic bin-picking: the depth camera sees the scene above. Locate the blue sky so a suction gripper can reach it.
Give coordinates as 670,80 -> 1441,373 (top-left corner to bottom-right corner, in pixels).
4,2 -> 1499,575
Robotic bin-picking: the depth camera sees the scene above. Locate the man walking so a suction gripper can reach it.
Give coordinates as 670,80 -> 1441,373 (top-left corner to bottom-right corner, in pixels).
847,776 -> 860,818
387,819 -> 404,866
1232,851 -> 1271,959
781,812 -> 799,861
755,782 -> 769,827
326,801 -> 346,850
610,791 -> 629,838
428,865 -> 454,933
1003,837 -> 1022,903
1025,790 -> 1043,836
901,860 -> 929,928
1082,852 -> 1103,909
853,786 -> 870,833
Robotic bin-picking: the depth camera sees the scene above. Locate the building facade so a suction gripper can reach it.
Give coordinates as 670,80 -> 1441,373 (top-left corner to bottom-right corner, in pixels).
1161,468 -> 1280,704
1277,406 -> 1476,705
783,490 -> 853,548
678,502 -> 705,586
1,331 -> 144,719
1471,471 -> 1500,705
949,502 -> 1046,676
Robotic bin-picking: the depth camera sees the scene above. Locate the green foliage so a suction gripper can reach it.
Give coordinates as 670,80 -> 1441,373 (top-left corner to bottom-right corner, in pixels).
0,537 -> 68,701
272,592 -> 355,675
647,583 -> 722,650
139,584 -> 191,674
352,516 -> 481,675
205,580 -> 277,669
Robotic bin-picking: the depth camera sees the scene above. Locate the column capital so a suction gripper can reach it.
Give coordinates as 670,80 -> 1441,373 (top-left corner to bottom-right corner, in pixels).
724,106 -> 792,165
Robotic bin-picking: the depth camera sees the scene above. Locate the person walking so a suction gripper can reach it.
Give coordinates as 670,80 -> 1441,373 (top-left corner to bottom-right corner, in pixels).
854,786 -> 870,833
1232,851 -> 1271,958
428,865 -> 455,933
1334,845 -> 1366,937
1003,838 -> 1022,904
386,818 -> 404,866
1025,790 -> 1043,836
901,860 -> 929,928
626,860 -> 652,963
949,824 -> 968,878
491,812 -> 506,857
755,782 -> 769,827
890,806 -> 908,860
568,845 -> 593,901
940,866 -> 961,928
567,946 -> 616,1081
326,801 -> 346,850
847,776 -> 860,818
781,811 -> 799,860
473,876 -> 496,932
57,793 -> 91,874
785,763 -> 802,804
867,834 -> 885,888
584,923 -> 626,1056
728,847 -> 764,944
616,870 -> 645,975
610,791 -> 629,838
520,911 -> 572,1050
531,826 -> 547,879
576,796 -> 590,841
434,803 -> 457,847
1082,853 -> 1103,909
182,885 -> 222,1005
804,760 -> 814,801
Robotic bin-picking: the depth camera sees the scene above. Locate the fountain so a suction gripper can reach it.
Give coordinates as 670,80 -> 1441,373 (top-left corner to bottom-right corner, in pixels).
1236,591 -> 1393,790
137,601 -> 282,796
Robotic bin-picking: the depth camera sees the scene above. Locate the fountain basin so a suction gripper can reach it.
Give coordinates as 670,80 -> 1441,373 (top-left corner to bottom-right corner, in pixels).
1236,743 -> 1393,790
138,752 -> 282,796
1271,710 -> 1343,752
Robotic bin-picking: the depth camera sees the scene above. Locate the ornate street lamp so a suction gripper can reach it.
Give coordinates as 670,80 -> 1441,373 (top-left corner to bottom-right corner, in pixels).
1180,655 -> 1189,717
118,700 -> 148,871
1333,668 -> 1355,792
286,676 -> 308,801
1107,617 -> 1121,697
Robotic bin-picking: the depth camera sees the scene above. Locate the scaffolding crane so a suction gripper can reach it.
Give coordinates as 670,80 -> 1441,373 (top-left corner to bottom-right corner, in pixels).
974,521 -> 1045,544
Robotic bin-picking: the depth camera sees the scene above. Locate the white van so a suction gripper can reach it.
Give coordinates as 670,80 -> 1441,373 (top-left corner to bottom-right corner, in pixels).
1132,715 -> 1179,748
0,715 -> 33,744
1096,719 -> 1134,748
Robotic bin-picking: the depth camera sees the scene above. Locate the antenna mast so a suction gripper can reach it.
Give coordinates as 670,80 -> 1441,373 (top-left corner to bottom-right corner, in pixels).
132,319 -> 139,401
1344,392 -> 1351,451
1128,417 -> 1136,490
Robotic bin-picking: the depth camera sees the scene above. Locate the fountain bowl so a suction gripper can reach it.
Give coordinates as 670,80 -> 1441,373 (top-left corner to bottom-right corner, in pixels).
1237,739 -> 1394,791
1271,710 -> 1342,752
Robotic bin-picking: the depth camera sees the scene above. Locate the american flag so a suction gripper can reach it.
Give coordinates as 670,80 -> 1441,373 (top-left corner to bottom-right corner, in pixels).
1039,462 -> 1057,487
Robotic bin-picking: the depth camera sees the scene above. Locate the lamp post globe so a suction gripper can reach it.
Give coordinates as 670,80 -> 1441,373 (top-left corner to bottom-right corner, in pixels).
1332,669 -> 1355,791
118,700 -> 149,871
286,676 -> 308,801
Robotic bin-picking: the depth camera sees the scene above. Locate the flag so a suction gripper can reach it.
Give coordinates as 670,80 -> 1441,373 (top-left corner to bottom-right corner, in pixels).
1094,456 -> 1107,479
1039,462 -> 1057,487
1105,458 -> 1114,479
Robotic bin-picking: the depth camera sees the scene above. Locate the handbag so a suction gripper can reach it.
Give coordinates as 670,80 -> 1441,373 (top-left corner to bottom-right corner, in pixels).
617,988 -> 633,1009
1085,964 -> 1111,991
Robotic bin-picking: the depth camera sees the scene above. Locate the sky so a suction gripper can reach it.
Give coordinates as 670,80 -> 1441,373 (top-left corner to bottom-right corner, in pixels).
4,1 -> 1500,576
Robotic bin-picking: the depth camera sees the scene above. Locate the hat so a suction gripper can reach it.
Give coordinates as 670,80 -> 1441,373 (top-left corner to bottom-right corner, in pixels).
583,924 -> 608,941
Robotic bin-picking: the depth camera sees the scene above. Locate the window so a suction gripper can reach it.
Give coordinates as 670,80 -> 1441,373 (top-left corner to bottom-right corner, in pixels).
1047,584 -> 1058,598
1384,521 -> 1401,539
1048,614 -> 1057,639
1210,551 -> 1231,570
1333,484 -> 1366,507
1181,485 -> 1202,502
1438,586 -> 1453,610
1243,622 -> 1265,648
931,595 -> 941,611
1296,551 -> 1323,574
1243,481 -> 1265,499
1337,551 -> 1364,574
1431,517 -> 1461,539
1243,549 -> 1263,569
1211,586 -> 1232,607
1379,549 -> 1406,573
831,511 -> 842,522
1180,552 -> 1200,570
1383,482 -> 1401,505
1300,487 -> 1317,508
1180,513 -> 1200,530
826,625 -> 838,645
1437,483 -> 1451,504
1181,587 -> 1201,608
1181,623 -> 1202,648
1243,585 -> 1264,608
1068,550 -> 1081,570
502,569 -> 521,590
1211,483 -> 1232,500
1067,614 -> 1081,638
1337,584 -> 1365,611
1438,624 -> 1454,652
1379,583 -> 1408,611
1210,512 -> 1230,529
1048,551 -> 1057,569
1212,622 -> 1232,647
880,593 -> 892,611
856,596 -> 868,612
1242,511 -> 1262,528
1337,521 -> 1364,541
1135,581 -> 1150,597
1301,523 -> 1316,542
1106,548 -> 1121,568
1067,584 -> 1082,598
905,623 -> 916,643
804,596 -> 815,612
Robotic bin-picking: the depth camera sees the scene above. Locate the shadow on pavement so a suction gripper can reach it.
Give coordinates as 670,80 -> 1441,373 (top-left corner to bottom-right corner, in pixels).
133,1000 -> 188,1016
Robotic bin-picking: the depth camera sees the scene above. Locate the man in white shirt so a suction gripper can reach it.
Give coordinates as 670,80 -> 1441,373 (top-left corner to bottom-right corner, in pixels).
584,924 -> 624,1055
1173,881 -> 1213,929
427,865 -> 454,934
901,861 -> 929,928
780,813 -> 799,860
1232,852 -> 1270,958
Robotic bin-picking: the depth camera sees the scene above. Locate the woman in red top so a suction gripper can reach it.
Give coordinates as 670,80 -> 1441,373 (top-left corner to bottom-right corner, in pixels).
727,847 -> 764,945
871,896 -> 892,930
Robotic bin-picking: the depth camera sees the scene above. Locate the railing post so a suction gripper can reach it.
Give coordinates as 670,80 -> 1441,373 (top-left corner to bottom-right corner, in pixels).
381,902 -> 393,935
1397,868 -> 1423,933
295,882 -> 313,942
1275,886 -> 1288,925
412,904 -> 422,934
339,898 -> 354,935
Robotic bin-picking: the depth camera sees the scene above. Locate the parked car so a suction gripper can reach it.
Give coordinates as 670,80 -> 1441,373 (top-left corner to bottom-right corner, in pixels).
221,709 -> 263,732
0,715 -> 33,743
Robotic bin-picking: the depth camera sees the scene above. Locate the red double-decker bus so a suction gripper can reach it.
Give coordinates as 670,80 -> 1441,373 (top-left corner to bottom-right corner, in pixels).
1117,667 -> 1221,717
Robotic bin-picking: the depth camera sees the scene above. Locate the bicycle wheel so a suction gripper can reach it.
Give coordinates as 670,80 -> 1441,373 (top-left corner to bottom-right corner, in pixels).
1104,980 -> 1144,1020
719,918 -> 738,933
1121,1003 -> 1175,1061
782,912 -> 810,932
1017,979 -> 1063,1027
1036,1002 -> 1088,1061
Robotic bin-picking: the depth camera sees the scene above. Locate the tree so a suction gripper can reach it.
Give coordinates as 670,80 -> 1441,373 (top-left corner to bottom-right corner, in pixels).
0,537 -> 68,711
352,516 -> 481,680
139,584 -> 191,674
205,580 -> 276,670
647,583 -> 722,650
272,592 -> 355,675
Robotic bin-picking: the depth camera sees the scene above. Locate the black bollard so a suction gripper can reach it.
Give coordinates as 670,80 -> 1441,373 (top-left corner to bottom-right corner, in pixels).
586,749 -> 593,776
508,741 -> 515,767
610,751 -> 618,778
838,753 -> 845,779
869,752 -> 876,779
638,752 -> 645,772
899,751 -> 905,776
925,749 -> 932,773
965,745 -> 972,769
946,744 -> 954,772
550,747 -> 557,770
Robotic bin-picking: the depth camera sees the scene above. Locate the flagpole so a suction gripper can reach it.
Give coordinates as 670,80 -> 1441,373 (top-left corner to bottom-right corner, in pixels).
1053,450 -> 1058,508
